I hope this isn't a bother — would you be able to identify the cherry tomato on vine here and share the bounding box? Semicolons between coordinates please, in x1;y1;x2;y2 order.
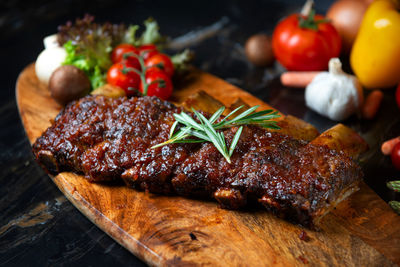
140;68;173;100
111;43;141;70
396;83;400;110
138;44;159;60
107;62;140;96
272;11;341;71
391;142;400;170
145;53;174;77
111;44;138;63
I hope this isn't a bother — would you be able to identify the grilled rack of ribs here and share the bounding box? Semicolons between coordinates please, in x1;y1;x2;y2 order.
32;95;367;228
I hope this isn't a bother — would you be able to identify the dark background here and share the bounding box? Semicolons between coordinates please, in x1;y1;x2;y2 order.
1;0;399;266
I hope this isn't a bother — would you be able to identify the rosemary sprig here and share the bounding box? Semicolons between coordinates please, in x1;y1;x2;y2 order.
387;180;400;192
387;180;400;214
152;105;280;163
389;201;400;215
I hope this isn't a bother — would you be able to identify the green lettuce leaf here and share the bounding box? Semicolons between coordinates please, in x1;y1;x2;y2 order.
63;40;108;89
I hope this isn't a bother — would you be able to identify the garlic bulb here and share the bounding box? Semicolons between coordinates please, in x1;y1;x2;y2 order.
305;58;363;121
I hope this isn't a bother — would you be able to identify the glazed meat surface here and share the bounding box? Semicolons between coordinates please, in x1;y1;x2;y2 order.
32;95;363;227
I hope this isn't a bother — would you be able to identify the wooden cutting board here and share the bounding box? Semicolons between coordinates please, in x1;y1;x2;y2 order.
17;64;400;266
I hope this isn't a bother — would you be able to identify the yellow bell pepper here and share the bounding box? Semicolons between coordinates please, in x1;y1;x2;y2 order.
350;0;400;89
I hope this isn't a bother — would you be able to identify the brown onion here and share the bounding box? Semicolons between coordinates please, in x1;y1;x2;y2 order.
245;34;275;67
327;0;368;54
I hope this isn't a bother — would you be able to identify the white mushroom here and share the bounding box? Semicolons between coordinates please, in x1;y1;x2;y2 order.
35;34;66;85
305;58;363;121
43;34;60;49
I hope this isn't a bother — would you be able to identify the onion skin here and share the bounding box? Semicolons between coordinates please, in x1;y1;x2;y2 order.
245;34;275;67
327;0;368;54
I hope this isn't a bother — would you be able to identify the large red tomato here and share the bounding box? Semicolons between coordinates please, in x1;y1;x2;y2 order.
272;13;341;71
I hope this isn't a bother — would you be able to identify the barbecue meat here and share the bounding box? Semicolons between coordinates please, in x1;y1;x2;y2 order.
32;95;363;227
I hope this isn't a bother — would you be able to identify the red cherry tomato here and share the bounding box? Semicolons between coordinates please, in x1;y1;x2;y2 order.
140;68;173;100
145;53;174;77
396;83;400;110
138;44;159;60
107;62;140;96
111;43;140;70
272;13;341;71
391;142;400;170
111;44;138;63
139;44;157;51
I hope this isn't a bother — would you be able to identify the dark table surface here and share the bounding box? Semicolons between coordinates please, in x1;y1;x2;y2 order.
1;0;399;266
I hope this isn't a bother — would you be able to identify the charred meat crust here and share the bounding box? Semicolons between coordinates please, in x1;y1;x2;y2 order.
32;95;363;227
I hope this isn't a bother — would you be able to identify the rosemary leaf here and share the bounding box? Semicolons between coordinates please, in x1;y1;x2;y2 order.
174;113;202;131
387;180;400;192
169;121;178;138
389;201;400;215
217;105;244;124
229;126;243;157
209;107;225;124
224;105;259;124
190;129;211;141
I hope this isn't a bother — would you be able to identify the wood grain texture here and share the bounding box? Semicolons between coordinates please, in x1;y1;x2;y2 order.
17;64;400;266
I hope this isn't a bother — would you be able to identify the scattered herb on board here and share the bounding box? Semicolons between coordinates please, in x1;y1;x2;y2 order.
152;105;280;163
387;180;400;215
387;180;400;192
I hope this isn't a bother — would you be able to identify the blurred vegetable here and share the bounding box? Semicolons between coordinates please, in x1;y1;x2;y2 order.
145;53;174;77
91;84;126;98
138;18;166;46
350;0;400;89
387;179;400;215
49;65;91;105
111;44;139;64
387;180;400;192
389;201;400;215
139;68;173;100
305;58;363;121
58;15;126;88
108;44;176;100
170;49;194;73
272;1;341;71
327;0;368;54
382;137;400;155
43;34;59;49
58;15;168;90
35;46;67;84
392;142;400;170
362;90;383;119
280;71;321;88
106;62;141;96
244;34;274;67
138;44;159;60
57;14;126;48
